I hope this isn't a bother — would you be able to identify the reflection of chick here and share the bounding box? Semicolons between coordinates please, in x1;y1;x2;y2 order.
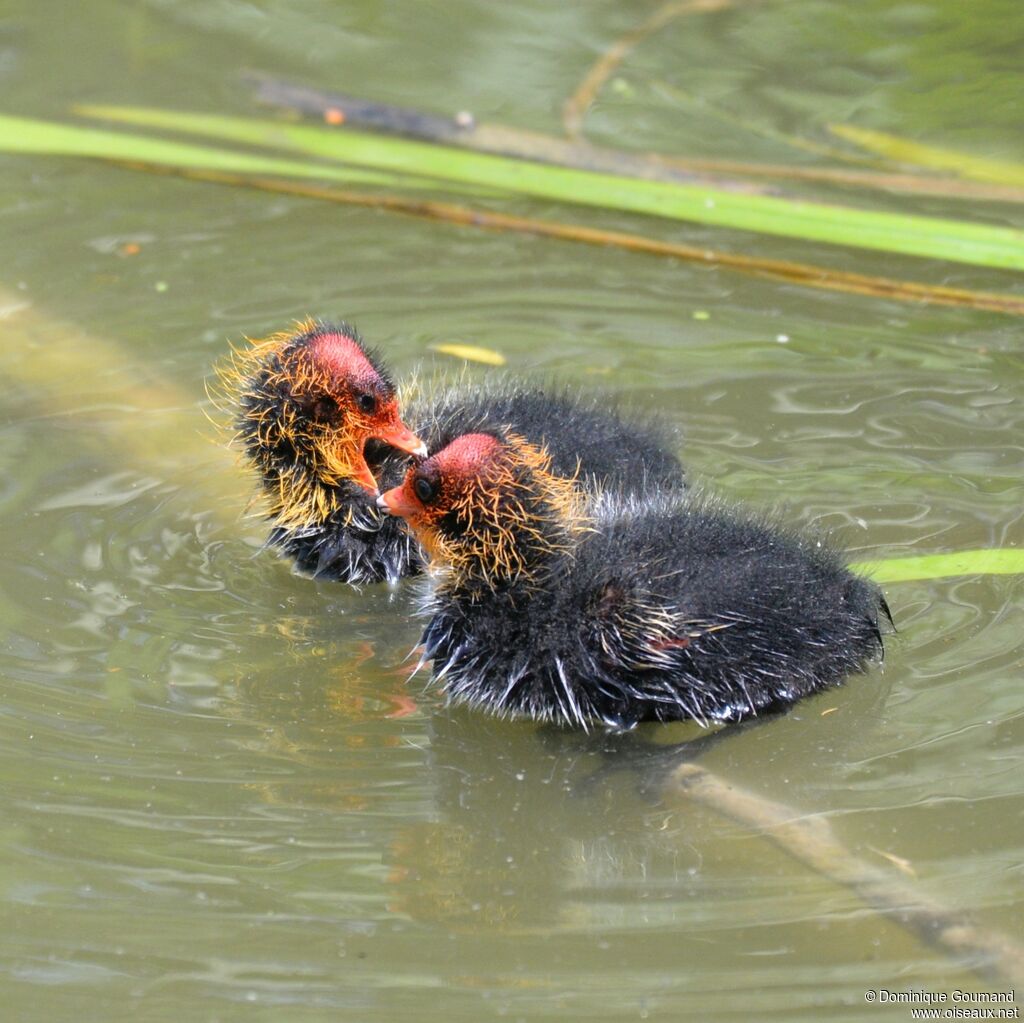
222;321;684;584
379;431;889;730
383;711;732;932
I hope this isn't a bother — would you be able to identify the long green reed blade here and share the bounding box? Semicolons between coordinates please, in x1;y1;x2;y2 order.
831;124;1024;189
0;113;437;189
78;105;1024;271
852;548;1024;584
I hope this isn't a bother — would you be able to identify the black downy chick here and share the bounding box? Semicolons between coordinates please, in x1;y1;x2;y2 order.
378;431;889;730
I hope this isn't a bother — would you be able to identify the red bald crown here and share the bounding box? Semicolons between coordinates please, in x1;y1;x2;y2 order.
304;328;389;395
429;433;505;481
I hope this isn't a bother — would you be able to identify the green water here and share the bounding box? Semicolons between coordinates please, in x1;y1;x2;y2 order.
1;2;1022;1020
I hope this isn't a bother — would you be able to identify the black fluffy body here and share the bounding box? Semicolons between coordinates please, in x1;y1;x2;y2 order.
235;325;684;584
420;485;889;731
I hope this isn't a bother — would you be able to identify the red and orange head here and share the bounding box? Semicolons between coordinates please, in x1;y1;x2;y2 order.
218;320;425;528
378;432;586;588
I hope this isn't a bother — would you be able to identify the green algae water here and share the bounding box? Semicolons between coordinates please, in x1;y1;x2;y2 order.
1;1;1022;1019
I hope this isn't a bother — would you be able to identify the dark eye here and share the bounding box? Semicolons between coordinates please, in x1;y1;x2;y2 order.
357;392;377;415
414;476;439;504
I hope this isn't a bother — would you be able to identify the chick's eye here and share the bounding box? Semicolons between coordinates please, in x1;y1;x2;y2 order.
357;392;377;415
413;476;438;504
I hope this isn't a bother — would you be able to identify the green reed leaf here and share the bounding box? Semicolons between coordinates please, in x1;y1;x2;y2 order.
853;549;1024;584
0;112;436;189
77;105;1024;272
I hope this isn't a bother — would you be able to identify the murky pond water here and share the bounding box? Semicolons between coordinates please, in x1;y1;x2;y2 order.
2;1;1022;1020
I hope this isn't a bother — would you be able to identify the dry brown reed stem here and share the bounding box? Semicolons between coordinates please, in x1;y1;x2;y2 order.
114;162;1024;316
667;762;1024;987
563;0;744;139
656;158;1024;202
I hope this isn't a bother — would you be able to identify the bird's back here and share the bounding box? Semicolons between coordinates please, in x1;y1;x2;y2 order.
409;380;684;493
423;488;886;728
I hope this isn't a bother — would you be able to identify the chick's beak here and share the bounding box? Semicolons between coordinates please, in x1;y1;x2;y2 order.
349;415;425;497
375;415;428;459
376;485;418;519
350;452;380;496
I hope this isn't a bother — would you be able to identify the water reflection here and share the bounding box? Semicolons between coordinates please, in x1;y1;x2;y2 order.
384;714;712;932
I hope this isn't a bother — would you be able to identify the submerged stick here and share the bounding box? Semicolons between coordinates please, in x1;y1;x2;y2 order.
562;0;740;139
666;762;1024;986
0;289;242;508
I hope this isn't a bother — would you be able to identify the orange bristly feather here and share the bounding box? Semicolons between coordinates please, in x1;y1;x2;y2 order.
420;435;591;591
212;320;373;531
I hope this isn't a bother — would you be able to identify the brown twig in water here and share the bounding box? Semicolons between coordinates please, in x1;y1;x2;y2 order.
563;0;740;140
666;763;1024;986
245;73;470;143
111;160;1024;317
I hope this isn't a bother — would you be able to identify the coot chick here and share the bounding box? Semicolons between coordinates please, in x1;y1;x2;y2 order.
378;431;888;730
219;319;429;583
223;322;684;584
